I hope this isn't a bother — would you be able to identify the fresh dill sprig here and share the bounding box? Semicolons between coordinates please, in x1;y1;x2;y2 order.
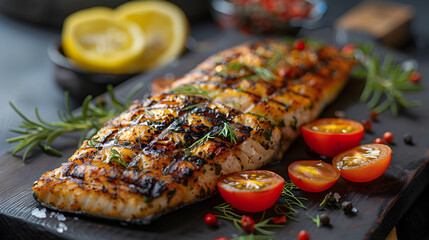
170;85;211;99
7;84;143;161
108;149;127;168
354;43;423;116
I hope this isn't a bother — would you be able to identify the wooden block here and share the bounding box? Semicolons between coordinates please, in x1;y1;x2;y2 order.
335;1;414;47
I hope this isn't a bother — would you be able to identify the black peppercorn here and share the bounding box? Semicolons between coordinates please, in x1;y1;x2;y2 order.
342;201;353;213
403;133;413;145
320;214;330;226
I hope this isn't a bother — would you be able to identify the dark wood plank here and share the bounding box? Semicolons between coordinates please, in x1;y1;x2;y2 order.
1;29;429;240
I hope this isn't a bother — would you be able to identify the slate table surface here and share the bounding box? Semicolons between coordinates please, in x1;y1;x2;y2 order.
1;0;429;239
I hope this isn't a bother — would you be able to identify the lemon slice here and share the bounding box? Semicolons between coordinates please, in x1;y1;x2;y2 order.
116;1;189;71
62;7;145;74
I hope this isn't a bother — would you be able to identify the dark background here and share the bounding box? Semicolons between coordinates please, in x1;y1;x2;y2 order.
0;0;428;238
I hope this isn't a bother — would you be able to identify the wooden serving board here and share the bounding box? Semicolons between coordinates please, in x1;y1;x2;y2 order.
1;31;428;240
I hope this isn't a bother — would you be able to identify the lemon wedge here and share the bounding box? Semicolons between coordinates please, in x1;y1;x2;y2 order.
115;1;189;71
62;7;145;74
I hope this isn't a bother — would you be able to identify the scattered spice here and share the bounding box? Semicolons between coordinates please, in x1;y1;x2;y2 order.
297;230;310;240
334;110;346;118
204;213;218;227
319;214;330;226
341;201;353;214
369;111;378;121
410;71;421;83
374;138;385;144
341;44;356;56
383;132;394;144
403;133;413;145
294;40;306;51
361;120;372;132
272;215;287;224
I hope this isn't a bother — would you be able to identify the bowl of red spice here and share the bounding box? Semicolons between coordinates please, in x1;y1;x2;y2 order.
211;0;327;35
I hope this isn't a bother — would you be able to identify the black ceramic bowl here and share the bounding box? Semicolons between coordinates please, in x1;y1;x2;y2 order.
48;42;138;101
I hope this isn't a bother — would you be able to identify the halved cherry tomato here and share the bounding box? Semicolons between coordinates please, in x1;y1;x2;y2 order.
332;144;392;182
301;118;364;157
217;170;285;212
288;160;340;192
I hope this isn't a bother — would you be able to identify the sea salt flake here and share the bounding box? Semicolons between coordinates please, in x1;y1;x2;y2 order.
31;208;47;219
56;214;66;221
56;222;68;233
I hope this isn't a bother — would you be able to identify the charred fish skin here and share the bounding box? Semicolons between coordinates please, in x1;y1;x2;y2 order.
33;39;355;223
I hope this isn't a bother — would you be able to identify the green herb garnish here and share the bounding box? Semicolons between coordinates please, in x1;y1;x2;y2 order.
170;85;211;99
87;136;100;147
189;122;238;149
7;84;142;161
108;149;127;168
306;213;321;227
354;43;423;116
219;122;238;144
188;132;214;149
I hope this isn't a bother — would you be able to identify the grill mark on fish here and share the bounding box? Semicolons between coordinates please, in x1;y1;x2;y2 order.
33;39;355;223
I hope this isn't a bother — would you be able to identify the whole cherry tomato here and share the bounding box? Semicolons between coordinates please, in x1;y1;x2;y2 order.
332;143;392;182
301;118;364;157
217;170;284;212
288;160;340;192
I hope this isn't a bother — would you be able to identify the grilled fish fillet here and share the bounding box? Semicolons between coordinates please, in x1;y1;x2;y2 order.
33;39;355;223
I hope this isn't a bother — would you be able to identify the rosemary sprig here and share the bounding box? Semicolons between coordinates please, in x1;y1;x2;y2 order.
188;132;214;149
170;85;211;99
219;122;238;144
7;84;143;161
354;43;423;116
108;149;127;168
189;122;238;148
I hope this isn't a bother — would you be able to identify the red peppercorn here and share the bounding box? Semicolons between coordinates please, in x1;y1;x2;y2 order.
204;213;218;227
213;238;229;240
374;138;385;144
241;215;255;232
369;110;378;121
383;131;394;144
294;40;306;51
297;230;310;240
272;215;287;224
279;68;292;78
361;120;372;132
341;44;356;56
410;71;421;83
